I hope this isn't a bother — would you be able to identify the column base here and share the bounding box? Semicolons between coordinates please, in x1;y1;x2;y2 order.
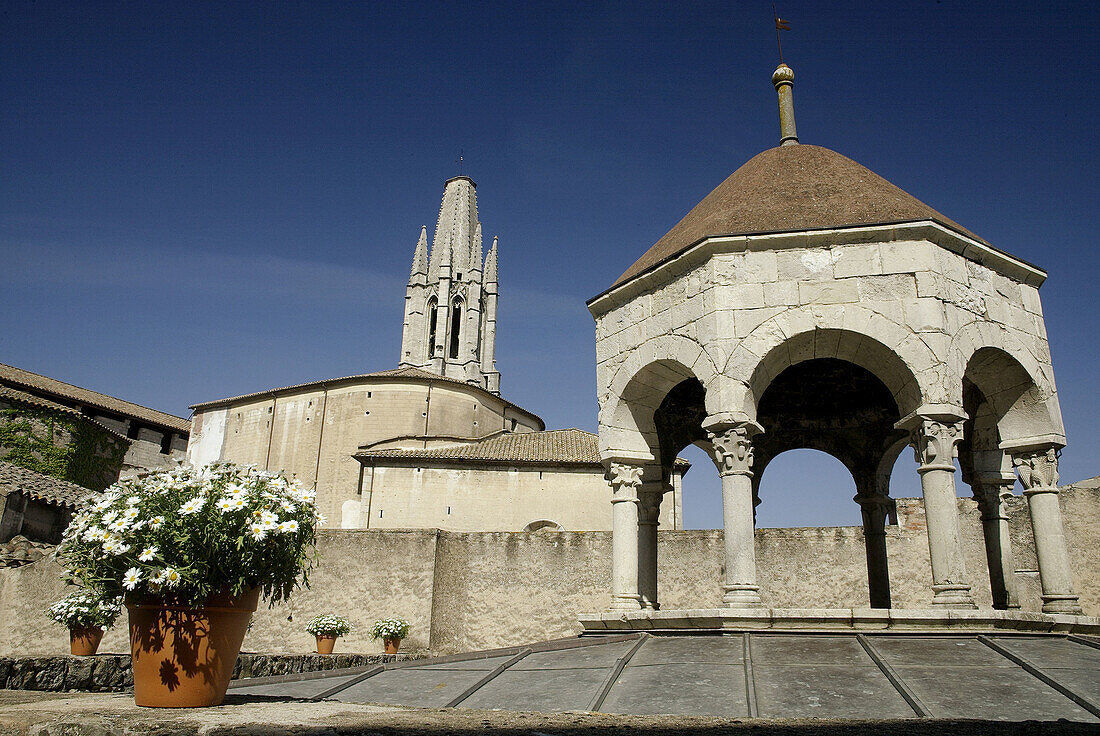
609;595;643;611
931;584;977;609
1042;595;1084;615
722;586;763;608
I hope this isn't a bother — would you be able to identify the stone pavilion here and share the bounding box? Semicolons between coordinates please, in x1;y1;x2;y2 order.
586;63;1083;624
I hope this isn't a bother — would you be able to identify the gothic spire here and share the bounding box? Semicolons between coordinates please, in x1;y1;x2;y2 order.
485;236;499;284
429;176;479;280
409;225;428;281
471;222;484;273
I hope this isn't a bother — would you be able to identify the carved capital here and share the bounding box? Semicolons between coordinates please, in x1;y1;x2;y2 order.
973;480;1013;520
910;419;964;473
606;462;644;504
1012;446;1060;495
638;489;662;526
707;424;759;477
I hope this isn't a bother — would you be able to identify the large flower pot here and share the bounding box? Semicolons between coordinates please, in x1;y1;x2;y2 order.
316;635;337;654
70;626;104;656
383;636;401;654
128;587;259;708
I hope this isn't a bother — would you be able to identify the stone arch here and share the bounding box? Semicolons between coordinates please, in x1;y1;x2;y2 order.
523;519;564;533
725;305;938;418
951;320;1063;444
599;335;720;461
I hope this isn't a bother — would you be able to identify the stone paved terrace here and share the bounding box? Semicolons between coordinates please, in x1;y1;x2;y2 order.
225;632;1100;722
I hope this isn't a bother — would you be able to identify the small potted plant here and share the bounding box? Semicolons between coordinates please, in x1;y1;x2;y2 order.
56;463;322;707
305;614;352;654
47;590;122;656
369;617;410;654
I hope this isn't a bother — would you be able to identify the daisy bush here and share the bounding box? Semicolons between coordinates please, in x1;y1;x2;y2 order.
368;618;410;640
47;590;123;631
56;463;323;606
304;614;352;637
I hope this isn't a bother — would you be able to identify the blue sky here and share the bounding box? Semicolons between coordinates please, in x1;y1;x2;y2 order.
3;2;1097;529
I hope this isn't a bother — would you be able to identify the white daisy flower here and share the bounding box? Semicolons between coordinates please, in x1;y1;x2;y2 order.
163;568;182;587
138;546;158;562
123;507;140;521
127;496;141;505
150;515;165;530
83;527;105;542
314;512;327;527
179;497;205;515
123;567;143;590
248;523;267;541
278;520;299;534
101;510;119;524
215;497;234;513
107;518;130;533
229;497;246;511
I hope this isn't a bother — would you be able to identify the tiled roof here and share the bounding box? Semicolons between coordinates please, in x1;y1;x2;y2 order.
611;144;995;289
0;363;190;434
0;387;131;443
0;461;90;508
356;428;691;470
189;366;544;428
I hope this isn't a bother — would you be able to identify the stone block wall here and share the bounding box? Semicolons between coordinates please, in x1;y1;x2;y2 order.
0;481;1095;658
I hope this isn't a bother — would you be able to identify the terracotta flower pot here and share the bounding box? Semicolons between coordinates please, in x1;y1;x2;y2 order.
316;635;337;654
383;636;401;654
70;626;104;656
128;587;259;708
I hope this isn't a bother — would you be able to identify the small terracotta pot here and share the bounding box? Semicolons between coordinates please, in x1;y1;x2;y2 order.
70;626;104;656
128;587;259;708
316;635;337;654
383;636;401;654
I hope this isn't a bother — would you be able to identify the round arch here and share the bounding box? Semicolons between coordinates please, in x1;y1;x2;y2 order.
725;304;942;418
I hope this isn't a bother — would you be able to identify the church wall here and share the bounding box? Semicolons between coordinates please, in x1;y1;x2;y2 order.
1;481;1096;657
354;463;681;532
189;378;544;525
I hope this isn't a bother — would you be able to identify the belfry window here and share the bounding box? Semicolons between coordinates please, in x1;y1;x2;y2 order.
449;302;462;359
427;298;438;355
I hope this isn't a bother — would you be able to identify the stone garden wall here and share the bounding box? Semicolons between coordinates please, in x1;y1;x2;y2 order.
0;481;1096;658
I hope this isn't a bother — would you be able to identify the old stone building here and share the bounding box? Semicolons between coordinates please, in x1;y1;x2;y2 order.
353;428;684;531
0;362;189;478
187;177;677;530
587;63;1083;623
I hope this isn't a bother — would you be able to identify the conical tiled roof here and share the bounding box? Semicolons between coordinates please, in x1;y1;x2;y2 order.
612;144;988;288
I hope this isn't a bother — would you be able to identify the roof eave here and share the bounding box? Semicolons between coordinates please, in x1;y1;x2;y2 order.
588;220;1047;316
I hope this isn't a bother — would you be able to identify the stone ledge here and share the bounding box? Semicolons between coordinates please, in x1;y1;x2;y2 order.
578;608;1100;634
0;651;427;692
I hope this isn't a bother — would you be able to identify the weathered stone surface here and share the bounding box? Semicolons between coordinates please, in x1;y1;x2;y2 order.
0;652;422;692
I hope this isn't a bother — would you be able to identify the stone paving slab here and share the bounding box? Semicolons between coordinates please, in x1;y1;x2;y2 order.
753;664;915;720
628;633;744;665
601;662;748;716
336;667;488;708
750;635;873;665
892;664;1097;721
460;666;610;711
993;636;1100;670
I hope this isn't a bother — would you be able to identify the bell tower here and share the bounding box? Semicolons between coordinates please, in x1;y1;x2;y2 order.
399;176;500;395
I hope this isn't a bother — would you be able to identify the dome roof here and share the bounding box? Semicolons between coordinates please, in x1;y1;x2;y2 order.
612;144;988;288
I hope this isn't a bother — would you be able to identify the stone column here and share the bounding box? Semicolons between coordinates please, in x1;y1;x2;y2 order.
638;485;663;610
606;461;644;611
854;476;892;609
907;416;976;608
972;472;1021;610
706;419;764;608
1010;446;1082;614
